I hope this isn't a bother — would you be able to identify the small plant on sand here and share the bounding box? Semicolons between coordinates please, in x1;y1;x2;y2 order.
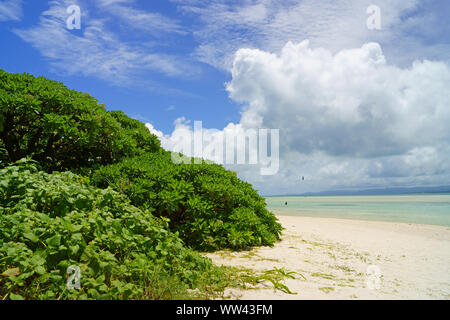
318;286;335;294
235;267;305;295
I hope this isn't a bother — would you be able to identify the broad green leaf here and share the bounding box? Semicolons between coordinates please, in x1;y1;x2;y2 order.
1;268;20;277
10;293;24;300
46;235;61;248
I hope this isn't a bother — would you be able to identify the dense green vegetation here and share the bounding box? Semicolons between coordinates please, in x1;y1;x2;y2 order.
91;153;282;251
0;70;160;171
0;69;283;299
0;161;234;299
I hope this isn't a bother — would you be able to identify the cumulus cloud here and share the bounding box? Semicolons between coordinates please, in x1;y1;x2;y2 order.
148;117;280;175
150;41;450;194
228;40;450;158
145;123;163;138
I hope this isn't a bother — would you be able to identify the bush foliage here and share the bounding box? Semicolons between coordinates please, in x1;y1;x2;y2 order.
91;153;282;250
0;161;230;300
0;70;160;171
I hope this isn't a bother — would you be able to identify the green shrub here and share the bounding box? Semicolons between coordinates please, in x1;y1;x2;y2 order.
0;69;160;171
90;153;283;251
0;69;282;252
0;161;228;300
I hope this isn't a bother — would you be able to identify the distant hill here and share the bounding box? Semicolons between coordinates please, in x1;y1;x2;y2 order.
270;185;450;197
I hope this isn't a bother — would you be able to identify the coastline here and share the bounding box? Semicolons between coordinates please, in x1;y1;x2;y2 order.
265;194;450;227
206;214;450;300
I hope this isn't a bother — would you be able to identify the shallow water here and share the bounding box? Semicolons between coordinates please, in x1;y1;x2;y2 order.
266;194;450;227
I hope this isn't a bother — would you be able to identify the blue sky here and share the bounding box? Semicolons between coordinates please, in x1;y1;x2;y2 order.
1;0;450;194
0;0;242;133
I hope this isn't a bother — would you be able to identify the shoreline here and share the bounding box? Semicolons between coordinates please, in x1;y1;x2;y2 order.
274;211;450;232
265;194;450;228
268;210;450;228
206;215;450;300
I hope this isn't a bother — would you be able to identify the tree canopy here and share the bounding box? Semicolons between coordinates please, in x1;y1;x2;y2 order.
0;69;160;171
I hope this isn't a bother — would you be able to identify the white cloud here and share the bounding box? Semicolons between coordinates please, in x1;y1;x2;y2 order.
150;40;450;194
174;0;449;70
97;0;133;5
147;117;280;175
97;0;186;35
13;0;198;87
145;123;163;138
228;41;450;157
231;40;450;192
0;0;22;21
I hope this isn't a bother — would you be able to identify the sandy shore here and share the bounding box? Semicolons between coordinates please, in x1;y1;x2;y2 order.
206;214;450;299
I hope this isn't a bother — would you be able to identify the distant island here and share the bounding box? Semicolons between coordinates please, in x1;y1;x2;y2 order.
267;185;450;197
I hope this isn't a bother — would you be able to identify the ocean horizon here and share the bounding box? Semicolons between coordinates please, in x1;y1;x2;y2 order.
266;194;450;227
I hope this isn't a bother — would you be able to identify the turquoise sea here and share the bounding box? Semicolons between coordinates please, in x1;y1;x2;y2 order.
266;194;450;227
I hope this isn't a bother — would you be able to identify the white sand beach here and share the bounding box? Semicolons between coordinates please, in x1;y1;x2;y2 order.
206;214;450;300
